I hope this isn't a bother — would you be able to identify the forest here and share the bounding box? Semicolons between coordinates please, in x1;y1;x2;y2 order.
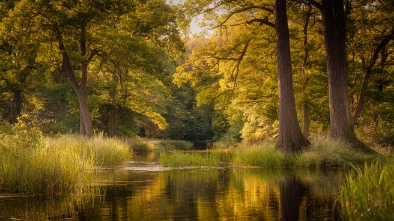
0;0;393;153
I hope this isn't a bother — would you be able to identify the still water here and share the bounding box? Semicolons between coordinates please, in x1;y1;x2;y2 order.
0;152;341;220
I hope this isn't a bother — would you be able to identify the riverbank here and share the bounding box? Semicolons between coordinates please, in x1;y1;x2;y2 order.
158;137;383;169
157;137;393;220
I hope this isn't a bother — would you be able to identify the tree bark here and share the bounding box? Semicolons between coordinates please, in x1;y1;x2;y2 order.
320;0;374;153
11;90;22;124
302;4;312;138
108;89;117;137
275;0;310;153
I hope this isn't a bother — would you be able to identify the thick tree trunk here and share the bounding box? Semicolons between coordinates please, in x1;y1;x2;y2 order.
320;0;374;153
275;0;310;153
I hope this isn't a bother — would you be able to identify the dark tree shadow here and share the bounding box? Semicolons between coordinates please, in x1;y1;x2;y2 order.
279;176;308;221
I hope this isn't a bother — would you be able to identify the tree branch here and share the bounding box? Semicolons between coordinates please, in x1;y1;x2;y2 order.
213;5;274;29
305;0;321;10
351;27;394;127
246;17;275;29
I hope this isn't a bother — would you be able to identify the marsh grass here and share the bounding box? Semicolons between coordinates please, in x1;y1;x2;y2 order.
231;142;285;167
0;124;131;196
160;136;379;168
340;160;394;220
159;150;225;167
0;140;95;196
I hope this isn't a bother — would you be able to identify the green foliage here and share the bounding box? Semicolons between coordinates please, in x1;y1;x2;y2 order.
155;140;194;150
0;120;44;151
340;160;394;221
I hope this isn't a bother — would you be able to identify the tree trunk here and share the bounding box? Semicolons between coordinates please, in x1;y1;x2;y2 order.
108;89;117;137
11;90;22;124
351;29;394;130
56;26;94;137
320;0;374;153
77;88;93;137
302;4;312;138
275;0;310;153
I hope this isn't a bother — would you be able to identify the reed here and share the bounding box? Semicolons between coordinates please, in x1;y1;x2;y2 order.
340;160;394;220
231;137;378;169
159;150;223;167
0;124;132;196
0;140;95;196
231;143;285;167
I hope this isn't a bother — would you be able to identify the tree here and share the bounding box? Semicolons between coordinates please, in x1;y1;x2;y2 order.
0;1;41;124
275;0;309;152
306;0;375;153
5;0;183;137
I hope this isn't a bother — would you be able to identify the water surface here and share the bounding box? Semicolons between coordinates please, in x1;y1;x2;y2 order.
0;153;341;220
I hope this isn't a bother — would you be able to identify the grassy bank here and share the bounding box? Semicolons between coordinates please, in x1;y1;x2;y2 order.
159;150;227;167
0;123;132;196
340;160;394;220
159;137;380;169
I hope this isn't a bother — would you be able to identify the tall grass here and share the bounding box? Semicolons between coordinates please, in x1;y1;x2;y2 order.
231;142;285;167
0;123;132;196
47;134;131;166
159;151;225;167
340;160;394;220
231;137;378;169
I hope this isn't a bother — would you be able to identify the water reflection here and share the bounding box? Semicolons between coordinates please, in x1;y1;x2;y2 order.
0;158;340;220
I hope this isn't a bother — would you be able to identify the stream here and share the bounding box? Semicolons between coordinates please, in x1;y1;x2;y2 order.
0;152;342;220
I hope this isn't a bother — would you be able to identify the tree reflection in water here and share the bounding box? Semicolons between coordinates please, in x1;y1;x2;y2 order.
0;164;339;220
280;175;308;221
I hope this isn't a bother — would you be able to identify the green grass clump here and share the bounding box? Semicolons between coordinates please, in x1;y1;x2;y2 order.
124;137;155;154
231;143;285;167
159;151;223;167
46;134;131;166
230;136;377;169
340;160;394;220
0;144;95;196
0;123;132;196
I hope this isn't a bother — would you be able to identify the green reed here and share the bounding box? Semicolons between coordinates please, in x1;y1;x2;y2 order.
159;150;224;167
340;160;394;221
0;123;131;196
231;137;377;169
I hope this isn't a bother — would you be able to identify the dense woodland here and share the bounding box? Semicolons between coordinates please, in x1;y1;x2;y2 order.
0;0;393;152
